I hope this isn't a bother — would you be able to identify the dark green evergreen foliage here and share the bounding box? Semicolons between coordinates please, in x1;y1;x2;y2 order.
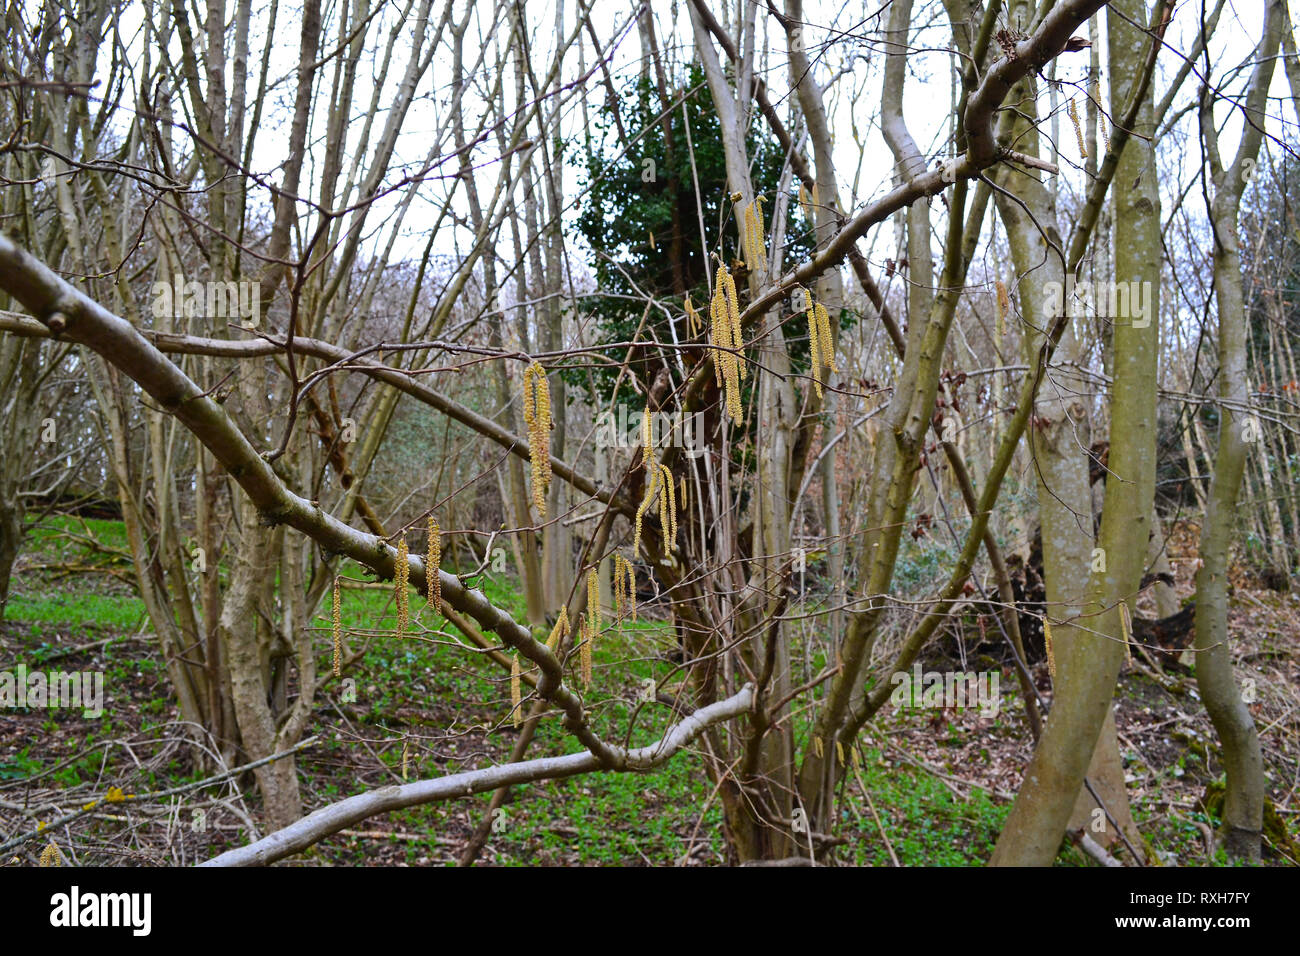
572;66;814;403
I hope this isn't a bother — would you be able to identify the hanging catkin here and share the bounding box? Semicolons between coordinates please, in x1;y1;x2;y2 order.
522;362;552;517
710;265;745;424
634;465;660;556
510;653;522;727
801;288;837;399
709;287;726;387
426;516;441;611
684;296;702;337
611;555;636;626
995;279;1009;335
394;536;409;637
613;557;626;622
1119;601;1133;666
642;405;653;468
546;605;570;654
1067;98;1087;159
621;556;636;623
586;567;600;642
332;576;342;677
815;302;837;374
1044;617;1057;680
743;196;767;272
579;616;593;687
658;462;677;549
1091;76;1111;154
808;294;823;399
580;569;599;686
711;266;746;415
723;267;745;381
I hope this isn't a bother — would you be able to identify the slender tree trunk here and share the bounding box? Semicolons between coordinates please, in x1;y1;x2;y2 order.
1192;0;1282;860
993;0;1164;865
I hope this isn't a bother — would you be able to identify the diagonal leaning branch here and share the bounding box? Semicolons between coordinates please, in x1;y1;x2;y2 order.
0;234;623;764
199;684;753;865
735;0;1110;326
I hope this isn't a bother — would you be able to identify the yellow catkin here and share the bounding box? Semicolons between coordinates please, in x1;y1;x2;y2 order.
522;363;552;517
613;558;626;622
395;536;409;637
721;267;745;381
426;516;441;612
618;554;639;629
814;736;824;758
1067;98;1087;159
580;572;598;686
679;474;687;518
587;567;600;642
717;277;744;422
1044;618;1057;680
808;296;823;399
1119;601;1133;665
580;616;593;687
659;463;677;548
510;653;522;727
995;279;1009;335
1091;77;1111;154
710;265;745;421
815;302;836;374
546;605;570;653
836;739;846;766
332;576;342;677
657;471;670;546
402;738;410;780
851;745;861;769
725;361;743;423
798;183;812;221
743;201;757;269
709;288;725;387
642;405;653;469
39;842;60;867
684;296;701;337
624;558;636;623
634;465;660;556
743;196;766;272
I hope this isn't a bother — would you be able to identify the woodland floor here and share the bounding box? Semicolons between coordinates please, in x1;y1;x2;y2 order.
0;516;1296;866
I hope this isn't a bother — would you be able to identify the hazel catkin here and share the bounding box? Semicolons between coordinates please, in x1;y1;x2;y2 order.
332;575;342;677
394;536;410;637
426;516;441;612
522;362;553;517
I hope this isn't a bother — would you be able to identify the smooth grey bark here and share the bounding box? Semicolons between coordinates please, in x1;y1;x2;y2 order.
1193;0;1283;861
992;0;1168;866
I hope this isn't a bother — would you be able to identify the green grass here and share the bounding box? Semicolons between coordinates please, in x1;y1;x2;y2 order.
5;516;1030;865
5;591;145;633
835;748;1009;865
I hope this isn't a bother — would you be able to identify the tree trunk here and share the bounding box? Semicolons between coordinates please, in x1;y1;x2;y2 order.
1192;0;1282;860
992;0;1164;865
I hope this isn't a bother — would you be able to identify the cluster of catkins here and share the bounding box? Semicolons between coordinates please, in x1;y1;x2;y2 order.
710;264;746;425
793;284;838;398
634;411;679;558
